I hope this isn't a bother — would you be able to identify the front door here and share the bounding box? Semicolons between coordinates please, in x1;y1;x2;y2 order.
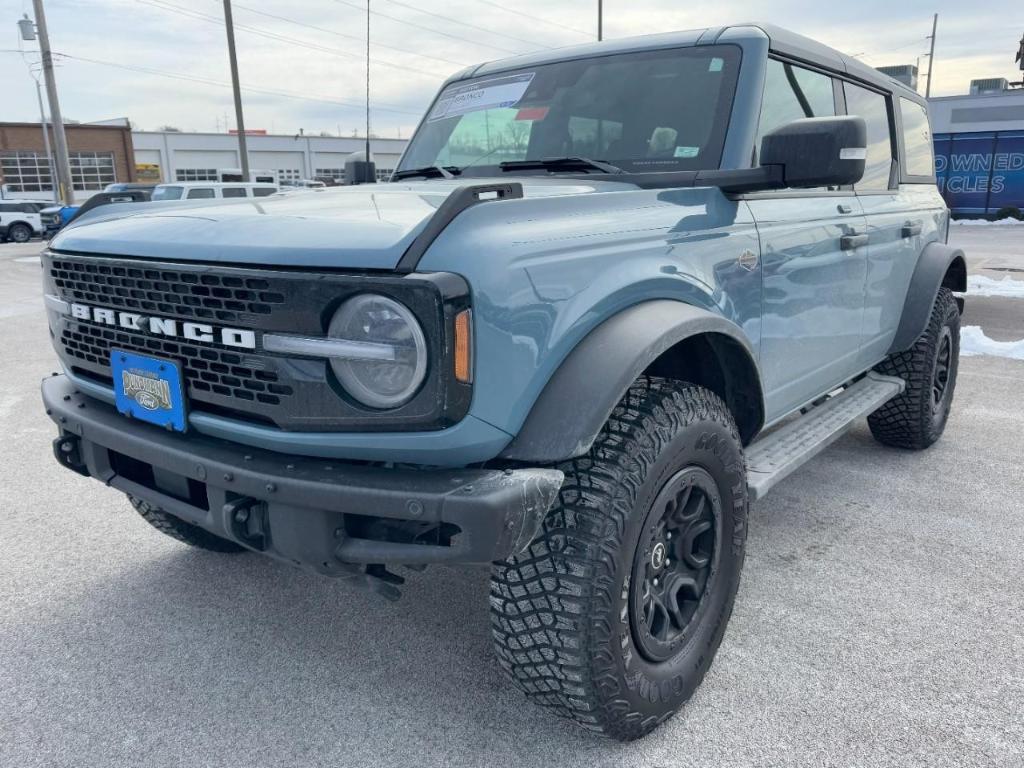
750;196;868;419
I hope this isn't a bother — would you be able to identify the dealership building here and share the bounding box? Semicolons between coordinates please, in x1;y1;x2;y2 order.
0;119;409;203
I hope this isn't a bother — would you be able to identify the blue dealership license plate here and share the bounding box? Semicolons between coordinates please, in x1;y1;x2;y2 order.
110;349;187;432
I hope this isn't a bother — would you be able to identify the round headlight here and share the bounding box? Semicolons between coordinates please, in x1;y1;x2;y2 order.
329;294;428;409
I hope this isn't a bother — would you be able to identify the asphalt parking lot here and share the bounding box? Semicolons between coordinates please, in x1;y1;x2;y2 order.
1;228;1022;767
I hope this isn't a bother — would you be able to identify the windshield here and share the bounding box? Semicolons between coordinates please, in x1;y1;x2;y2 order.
151;186;184;201
398;45;741;178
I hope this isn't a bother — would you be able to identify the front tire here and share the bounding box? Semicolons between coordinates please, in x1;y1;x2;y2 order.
7;223;32;243
129;496;246;553
490;377;748;741
868;287;960;450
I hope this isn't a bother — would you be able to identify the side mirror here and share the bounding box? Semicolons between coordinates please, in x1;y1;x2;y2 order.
760;116;867;188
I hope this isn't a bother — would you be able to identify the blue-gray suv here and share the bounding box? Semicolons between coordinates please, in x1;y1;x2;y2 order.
40;23;965;740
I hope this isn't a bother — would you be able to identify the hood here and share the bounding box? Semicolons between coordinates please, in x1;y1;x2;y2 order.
51;178;632;270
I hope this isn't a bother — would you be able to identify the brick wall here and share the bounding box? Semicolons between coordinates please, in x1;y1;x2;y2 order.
0;122;136;187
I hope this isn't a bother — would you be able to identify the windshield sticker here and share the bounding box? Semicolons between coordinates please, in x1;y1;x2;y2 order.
515;106;549;122
674;146;700;158
428;73;536;122
708;57;724;72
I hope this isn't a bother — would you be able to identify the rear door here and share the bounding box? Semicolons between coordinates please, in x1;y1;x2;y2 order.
842;83;940;368
745;59;869;421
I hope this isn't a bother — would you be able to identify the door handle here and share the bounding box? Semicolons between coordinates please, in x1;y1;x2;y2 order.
901;222;922;238
837;204;854;214
840;233;869;250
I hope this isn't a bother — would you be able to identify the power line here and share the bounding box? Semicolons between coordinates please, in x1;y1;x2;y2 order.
223;0;471;69
137;0;448;80
476;0;593;38
46;50;425;115
380;0;544;50
329;0;523;56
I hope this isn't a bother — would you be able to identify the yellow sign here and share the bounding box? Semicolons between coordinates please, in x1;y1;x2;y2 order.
135;163;161;182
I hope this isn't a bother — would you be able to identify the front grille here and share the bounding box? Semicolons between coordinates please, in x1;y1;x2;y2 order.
62;321;293;407
45;252;471;433
50;258;286;324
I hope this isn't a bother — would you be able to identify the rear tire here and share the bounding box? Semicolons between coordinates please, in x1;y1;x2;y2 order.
490;377;748;741
868;287;960;450
8;223;32;243
129;495;246;553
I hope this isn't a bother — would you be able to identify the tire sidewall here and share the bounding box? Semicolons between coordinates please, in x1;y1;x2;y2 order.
927;295;960;438
9;224;31;243
607;410;747;715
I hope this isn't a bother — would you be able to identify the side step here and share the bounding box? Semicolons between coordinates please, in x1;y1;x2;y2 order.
745;372;905;501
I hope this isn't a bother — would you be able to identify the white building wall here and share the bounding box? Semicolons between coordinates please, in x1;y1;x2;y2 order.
929;89;1024;134
131;131;409;183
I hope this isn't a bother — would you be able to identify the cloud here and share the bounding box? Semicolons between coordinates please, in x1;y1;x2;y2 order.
3;0;1020;137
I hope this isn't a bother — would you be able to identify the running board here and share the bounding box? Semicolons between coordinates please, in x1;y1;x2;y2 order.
745;372;905;501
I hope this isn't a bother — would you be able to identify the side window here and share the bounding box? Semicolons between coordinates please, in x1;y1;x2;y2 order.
186;188;215;199
222;187;247;198
0;203;12;213
899;98;935;178
755;59;835;158
842;83;894;191
252;187;276;197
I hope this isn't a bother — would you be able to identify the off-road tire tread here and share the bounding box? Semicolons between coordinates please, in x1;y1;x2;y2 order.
129;496;246;552
868;288;959;449
489;377;744;741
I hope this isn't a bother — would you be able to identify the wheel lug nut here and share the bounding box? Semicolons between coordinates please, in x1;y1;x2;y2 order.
653;578;659;586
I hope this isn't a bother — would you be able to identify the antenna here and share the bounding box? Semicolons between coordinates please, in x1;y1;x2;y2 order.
365;0;371;164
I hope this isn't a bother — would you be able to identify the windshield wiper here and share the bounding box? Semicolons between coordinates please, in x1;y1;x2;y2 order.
499;157;624;175
391;165;461;181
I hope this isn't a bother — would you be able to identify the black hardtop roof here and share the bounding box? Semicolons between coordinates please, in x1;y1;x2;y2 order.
452;22;926;107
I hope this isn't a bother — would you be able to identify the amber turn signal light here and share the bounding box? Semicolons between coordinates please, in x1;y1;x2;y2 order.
454;309;472;384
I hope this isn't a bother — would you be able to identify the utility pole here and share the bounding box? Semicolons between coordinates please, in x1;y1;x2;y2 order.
924;13;938;98
30;0;74;205
598;0;603;41
222;0;250;180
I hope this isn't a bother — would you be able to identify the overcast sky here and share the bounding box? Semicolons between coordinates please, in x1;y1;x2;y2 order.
2;0;1021;137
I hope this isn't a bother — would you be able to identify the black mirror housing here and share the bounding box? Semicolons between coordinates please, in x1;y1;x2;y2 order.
760;116;867;188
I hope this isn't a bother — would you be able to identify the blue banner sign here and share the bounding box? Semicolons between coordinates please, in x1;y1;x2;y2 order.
935;131;1024;215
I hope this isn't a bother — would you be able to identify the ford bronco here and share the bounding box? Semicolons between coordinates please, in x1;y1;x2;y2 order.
40;23;965;740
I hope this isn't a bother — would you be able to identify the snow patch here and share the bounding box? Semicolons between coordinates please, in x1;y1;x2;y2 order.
967;275;1024;298
952;217;1024;227
960;326;1024;360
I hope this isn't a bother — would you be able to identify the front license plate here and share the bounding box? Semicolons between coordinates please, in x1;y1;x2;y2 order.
111;349;187;432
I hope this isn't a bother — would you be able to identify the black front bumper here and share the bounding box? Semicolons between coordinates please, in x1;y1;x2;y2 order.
42;375;562;595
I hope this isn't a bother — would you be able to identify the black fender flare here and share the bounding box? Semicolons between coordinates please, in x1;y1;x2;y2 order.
888;242;967;354
500;300;765;463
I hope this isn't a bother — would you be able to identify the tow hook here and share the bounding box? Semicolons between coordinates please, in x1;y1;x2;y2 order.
52;434;88;476
224;496;268;550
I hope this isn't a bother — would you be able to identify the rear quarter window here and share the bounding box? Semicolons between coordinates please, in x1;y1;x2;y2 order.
900;98;935;178
222;187;248;198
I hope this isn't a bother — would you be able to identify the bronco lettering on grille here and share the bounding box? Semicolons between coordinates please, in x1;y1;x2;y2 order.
69;302;257;350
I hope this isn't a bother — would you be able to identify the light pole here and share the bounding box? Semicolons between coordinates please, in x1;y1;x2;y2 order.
32;76;57;202
24;1;74;205
17;21;58;203
222;0;250;181
924;13;938;98
598;0;603;41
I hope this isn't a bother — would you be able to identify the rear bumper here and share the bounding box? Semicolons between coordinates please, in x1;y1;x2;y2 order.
42;375;562;592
